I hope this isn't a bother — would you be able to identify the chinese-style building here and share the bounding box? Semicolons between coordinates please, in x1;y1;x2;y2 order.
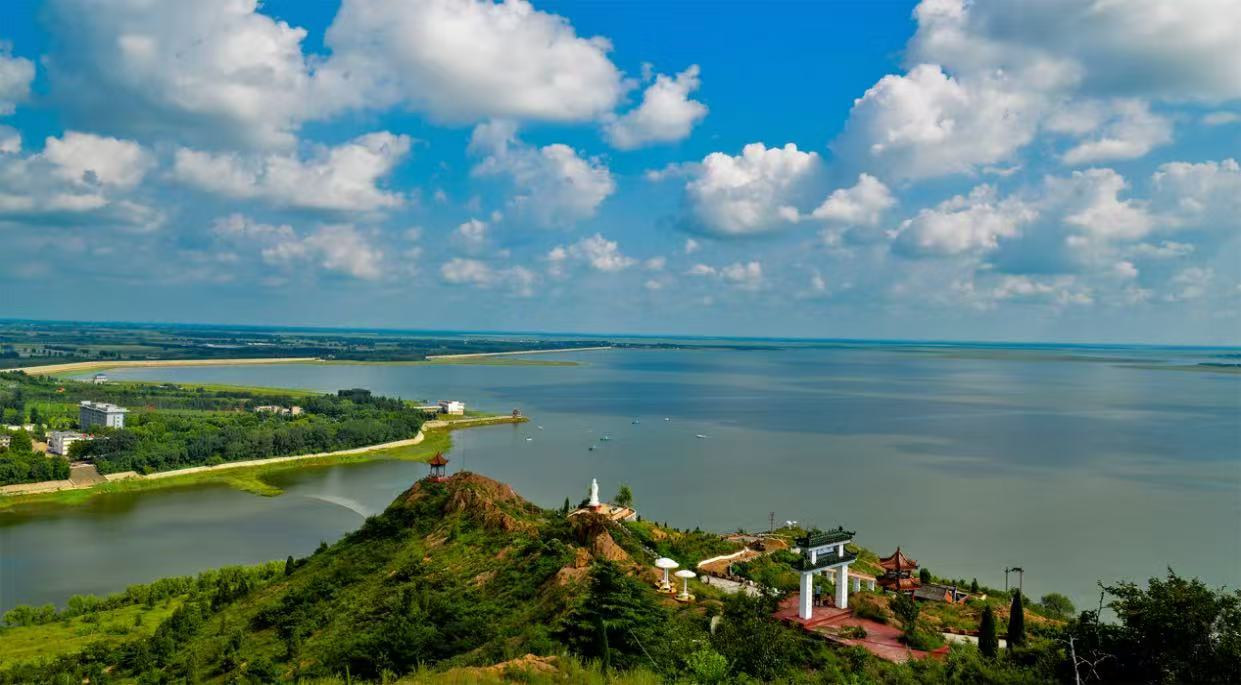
427;452;449;482
877;547;920;594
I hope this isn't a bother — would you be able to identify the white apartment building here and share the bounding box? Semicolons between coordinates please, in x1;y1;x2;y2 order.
48;430;89;456
79;401;128;429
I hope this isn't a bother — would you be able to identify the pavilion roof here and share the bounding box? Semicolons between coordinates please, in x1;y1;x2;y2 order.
428;452;449;466
879;547;918;571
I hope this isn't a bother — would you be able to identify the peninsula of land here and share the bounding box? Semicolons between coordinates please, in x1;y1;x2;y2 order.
0;370;524;510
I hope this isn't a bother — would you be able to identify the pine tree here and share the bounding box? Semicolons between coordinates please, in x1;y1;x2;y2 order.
979;604;998;657
919;567;932;584
970;578;980;593
597;615;611;673
1007;591;1026;647
284;555;295;576
562;497;571;515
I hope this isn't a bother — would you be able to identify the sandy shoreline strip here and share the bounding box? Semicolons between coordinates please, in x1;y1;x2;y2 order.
17;357;321;376
425;346;612;360
15;348;610;375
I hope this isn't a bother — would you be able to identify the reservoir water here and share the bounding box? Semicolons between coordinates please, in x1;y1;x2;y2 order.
2;344;1238;612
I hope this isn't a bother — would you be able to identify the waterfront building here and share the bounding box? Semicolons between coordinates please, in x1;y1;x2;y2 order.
794;527;857;619
79;400;127;429
428;452;449;481
48;430;89;456
877;547;921;595
438;400;466;415
91;373;108;384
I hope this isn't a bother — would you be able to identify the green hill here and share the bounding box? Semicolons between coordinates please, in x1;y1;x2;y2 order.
4;472;1237;684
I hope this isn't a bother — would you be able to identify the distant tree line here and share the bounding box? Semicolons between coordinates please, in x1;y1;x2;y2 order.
76;389;425;475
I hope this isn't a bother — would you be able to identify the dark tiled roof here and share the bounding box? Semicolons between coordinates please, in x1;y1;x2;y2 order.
797;527;855;549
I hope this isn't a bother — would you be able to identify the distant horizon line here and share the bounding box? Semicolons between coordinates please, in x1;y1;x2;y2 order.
1;316;1237;350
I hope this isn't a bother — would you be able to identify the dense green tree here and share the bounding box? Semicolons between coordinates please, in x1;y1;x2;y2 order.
561;561;665;670
1039;592;1075;620
614;483;633;508
685;648;730;684
284;556;295;577
970;578;980;593
4;430;31;453
979;604;999;658
1066;570;1241;684
891;593;921;638
711;592;803;682
919;567;932;584
1007;591;1026;647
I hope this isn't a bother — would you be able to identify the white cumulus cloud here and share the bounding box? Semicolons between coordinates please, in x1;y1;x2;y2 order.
322;0;627;124
894;185;1037;257
682;142;821;236
810;173;896;226
441;257;538;297
547;233;636;273
173;132;410;211
213;214;385;280
604;65;707;149
469;121;614;227
0;45;35;115
45;0;327;149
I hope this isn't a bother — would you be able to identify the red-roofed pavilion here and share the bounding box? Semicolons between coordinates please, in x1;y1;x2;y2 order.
428;452;449;481
877;547;920;594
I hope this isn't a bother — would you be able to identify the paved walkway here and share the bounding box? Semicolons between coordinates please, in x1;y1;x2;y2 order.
773;594;950;663
701;575;762;597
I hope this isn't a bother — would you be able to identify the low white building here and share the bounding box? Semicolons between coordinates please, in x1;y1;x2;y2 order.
254;405;303;416
79;401;128;429
438;400;466;415
0;435;10;450
48;430;90;456
91;373;109;384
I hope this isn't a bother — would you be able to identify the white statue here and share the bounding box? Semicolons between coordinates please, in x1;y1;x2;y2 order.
589;478;600;507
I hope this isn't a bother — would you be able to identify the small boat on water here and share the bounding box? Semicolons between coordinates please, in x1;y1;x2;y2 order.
525;437;533;441
632;419;640;425
600;435;611;441
588;445;596;451
537;425;544;430
696;434;708;439
664;417;670;421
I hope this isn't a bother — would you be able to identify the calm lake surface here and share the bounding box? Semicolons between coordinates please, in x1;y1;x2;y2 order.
2;344;1239;612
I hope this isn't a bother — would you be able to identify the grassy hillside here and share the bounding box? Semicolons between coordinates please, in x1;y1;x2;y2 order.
4;473;1236;684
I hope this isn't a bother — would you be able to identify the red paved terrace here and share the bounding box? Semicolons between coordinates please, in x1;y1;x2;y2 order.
774;594;949;663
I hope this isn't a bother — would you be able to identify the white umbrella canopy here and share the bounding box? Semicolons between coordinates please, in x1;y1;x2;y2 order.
675;569;697;600
655;557;679;590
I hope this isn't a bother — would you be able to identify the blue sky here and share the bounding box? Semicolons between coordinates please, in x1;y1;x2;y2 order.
0;0;1238;344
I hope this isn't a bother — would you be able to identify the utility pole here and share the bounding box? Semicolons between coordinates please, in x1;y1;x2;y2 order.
769;511;775;535
1003;567;1011;593
1012;567;1025;593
